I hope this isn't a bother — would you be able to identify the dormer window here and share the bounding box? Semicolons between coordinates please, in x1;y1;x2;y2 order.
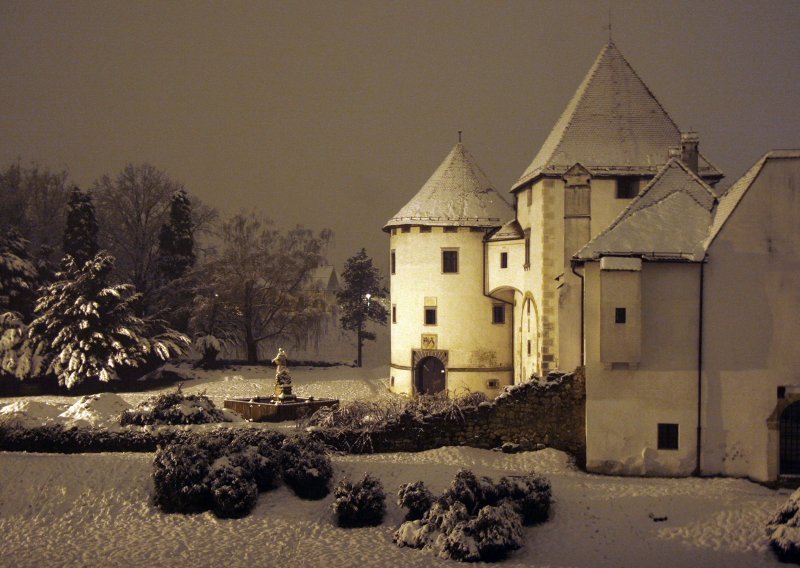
616;178;638;199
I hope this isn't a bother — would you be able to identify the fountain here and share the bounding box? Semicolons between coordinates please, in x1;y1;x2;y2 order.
223;348;339;422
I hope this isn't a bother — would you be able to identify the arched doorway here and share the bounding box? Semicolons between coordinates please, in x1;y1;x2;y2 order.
781;402;800;474
416;356;446;395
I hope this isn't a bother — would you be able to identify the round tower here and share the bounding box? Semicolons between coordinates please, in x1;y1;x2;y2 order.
384;143;514;397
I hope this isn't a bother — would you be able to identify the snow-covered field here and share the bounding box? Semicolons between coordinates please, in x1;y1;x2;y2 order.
0;364;789;567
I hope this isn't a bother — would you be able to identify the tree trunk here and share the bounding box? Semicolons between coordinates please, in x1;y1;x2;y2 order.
245;326;258;364
356;324;363;367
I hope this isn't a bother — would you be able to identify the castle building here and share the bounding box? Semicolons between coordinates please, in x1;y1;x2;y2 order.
386;40;800;483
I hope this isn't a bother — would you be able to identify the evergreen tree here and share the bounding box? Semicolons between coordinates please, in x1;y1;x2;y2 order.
158;188;195;281
0;228;38;320
337;249;388;367
62;186;99;266
22;252;189;389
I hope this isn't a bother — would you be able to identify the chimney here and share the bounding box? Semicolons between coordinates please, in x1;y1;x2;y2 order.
681;131;699;174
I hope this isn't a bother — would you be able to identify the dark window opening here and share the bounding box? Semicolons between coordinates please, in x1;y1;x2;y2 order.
492;305;505;324
442;250;458;273
616;177;639;199
527;187;533;206
390;251;396;275
424;307;437;326
500;252;508;269
401;226;411;233
527;340;531;356
524;229;531;268
470;227;484;233
657;423;679;450
487;379;500;389
419;226;432;233
392;305;397;324
615;307;627;324
443;226;458;233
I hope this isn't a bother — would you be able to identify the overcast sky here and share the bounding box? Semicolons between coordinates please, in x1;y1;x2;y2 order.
2;0;798;272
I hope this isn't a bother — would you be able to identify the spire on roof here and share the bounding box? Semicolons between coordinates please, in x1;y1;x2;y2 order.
384;143;512;231
512;42;723;191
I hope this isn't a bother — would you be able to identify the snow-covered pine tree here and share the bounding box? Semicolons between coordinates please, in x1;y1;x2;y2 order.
62;186;99;266
158;188;195;282
23;252;190;389
0;228;39;320
337;249;388;367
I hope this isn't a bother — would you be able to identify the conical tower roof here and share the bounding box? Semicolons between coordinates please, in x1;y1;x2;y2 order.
384;143;512;231
513;42;722;190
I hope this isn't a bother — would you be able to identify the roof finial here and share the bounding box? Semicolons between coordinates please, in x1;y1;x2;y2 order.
458;130;462;144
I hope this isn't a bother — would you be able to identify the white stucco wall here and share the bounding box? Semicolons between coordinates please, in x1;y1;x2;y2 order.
702;157;800;482
584;261;701;476
388;226;513;397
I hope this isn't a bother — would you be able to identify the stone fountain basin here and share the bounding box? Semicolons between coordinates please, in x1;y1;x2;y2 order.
224;396;338;422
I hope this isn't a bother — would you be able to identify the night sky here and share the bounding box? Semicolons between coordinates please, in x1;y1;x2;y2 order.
2;0;798;272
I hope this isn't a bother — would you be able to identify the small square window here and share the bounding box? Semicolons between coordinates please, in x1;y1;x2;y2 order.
500;252;508;269
616;178;638;199
420;226;432;233
615;307;627;324
392;305;397;324
424;307;437;326
390;250;396;275
442;250;458;273
487;379;500;389
492;305;505;324
401;226;411;233
443;226;458;233
657;423;679;450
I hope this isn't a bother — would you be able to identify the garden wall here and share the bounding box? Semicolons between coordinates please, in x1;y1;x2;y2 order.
313;370;586;466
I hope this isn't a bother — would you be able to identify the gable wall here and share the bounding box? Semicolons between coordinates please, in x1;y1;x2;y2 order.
702;158;800;482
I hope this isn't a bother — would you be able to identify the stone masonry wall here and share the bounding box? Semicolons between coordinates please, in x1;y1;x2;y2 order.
313;369;586;466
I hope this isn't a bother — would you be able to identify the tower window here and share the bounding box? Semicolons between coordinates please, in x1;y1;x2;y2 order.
391;250;396;275
657;423;679;450
420;226;432;233
424;307;437;326
443;226;458;233
527;340;531;355
524;229;531;269
615;307;627;324
616;178;638;199
500;252;508;269
442;249;459;273
401;226;411;233
392;304;397;324
492;304;505;324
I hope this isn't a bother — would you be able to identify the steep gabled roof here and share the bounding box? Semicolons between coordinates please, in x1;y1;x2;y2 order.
576;159;717;261
704;150;800;249
384;143;513;231
487;219;524;242
513;42;722;190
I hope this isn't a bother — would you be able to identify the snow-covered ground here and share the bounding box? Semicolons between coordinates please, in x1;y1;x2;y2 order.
0;364;789;567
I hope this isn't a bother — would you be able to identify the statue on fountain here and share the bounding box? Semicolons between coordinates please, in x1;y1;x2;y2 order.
271;347;295;400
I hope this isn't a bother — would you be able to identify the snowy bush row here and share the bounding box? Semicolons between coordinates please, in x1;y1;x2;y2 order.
767;487;800;563
153;433;333;519
120;390;231;426
394;469;552;562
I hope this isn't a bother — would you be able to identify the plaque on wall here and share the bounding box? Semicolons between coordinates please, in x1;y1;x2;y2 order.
421;334;438;349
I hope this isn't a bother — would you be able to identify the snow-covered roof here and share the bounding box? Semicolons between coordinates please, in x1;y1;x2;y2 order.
384;143;513;231
704;150;800;249
575;159;717;261
487;219;525;242
308;265;340;292
512;42;722;191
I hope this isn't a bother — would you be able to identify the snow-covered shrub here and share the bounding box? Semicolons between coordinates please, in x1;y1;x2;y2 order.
767;487;800;563
208;461;259;519
394;469;550;562
331;473;386;528
443;469;499;515
397;480;435;521
152;442;212;514
496;473;552;525
193;334;221;369
280;436;333;500
120;390;229;426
